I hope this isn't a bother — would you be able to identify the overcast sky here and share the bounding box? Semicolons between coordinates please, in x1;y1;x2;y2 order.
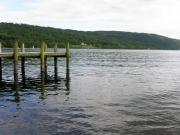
0;0;180;39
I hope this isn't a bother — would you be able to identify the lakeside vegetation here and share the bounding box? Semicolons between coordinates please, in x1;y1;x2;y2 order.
70;44;96;49
0;22;180;49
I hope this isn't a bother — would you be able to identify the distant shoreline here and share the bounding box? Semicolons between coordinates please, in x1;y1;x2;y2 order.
1;23;180;50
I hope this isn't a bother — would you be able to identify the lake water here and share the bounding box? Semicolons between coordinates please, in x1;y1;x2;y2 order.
1;49;180;135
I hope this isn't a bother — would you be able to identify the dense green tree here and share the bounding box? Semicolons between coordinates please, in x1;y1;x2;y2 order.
0;22;180;49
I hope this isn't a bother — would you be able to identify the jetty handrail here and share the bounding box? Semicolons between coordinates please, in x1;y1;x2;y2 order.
0;47;66;52
0;42;70;54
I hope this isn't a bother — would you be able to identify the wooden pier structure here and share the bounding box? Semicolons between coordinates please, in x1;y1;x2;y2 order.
0;41;70;83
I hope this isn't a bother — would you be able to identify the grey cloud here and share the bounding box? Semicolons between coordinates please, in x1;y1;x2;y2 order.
0;0;180;38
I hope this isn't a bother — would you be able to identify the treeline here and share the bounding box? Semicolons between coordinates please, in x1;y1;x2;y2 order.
0;22;180;49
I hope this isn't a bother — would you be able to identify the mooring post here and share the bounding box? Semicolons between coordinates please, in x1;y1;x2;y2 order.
66;42;70;58
40;43;45;98
66;43;70;80
0;42;2;82
14;42;20;102
54;44;58;80
40;42;45;80
14;41;19;83
21;43;25;82
44;43;48;80
0;42;2;53
21;43;25;53
0;57;2;83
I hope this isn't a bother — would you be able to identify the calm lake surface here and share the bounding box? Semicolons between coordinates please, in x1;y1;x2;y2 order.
1;49;180;135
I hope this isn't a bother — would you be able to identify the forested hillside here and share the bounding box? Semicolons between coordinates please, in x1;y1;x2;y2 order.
0;22;180;49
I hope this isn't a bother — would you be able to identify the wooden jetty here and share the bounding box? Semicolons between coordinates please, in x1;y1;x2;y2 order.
0;41;70;82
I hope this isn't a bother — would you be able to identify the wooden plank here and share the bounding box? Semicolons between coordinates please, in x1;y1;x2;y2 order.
0;53;13;58
45;52;66;57
20;52;40;58
0;52;66;58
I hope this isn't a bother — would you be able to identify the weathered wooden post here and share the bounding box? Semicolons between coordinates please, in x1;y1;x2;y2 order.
66;43;70;80
66;43;70;59
44;43;48;80
21;43;25;53
14;41;19;83
54;44;58;80
0;57;2;83
40;42;45;81
21;43;25;82
14;42;20;101
40;43;46;98
0;42;2;82
0;42;2;53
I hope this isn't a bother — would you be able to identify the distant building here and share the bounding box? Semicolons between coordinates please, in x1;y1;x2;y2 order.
81;42;87;46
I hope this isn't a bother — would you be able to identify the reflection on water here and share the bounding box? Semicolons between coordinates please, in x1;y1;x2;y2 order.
1;49;180;135
0;75;70;103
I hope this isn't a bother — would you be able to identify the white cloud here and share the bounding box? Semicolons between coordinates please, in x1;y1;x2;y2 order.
0;0;180;38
